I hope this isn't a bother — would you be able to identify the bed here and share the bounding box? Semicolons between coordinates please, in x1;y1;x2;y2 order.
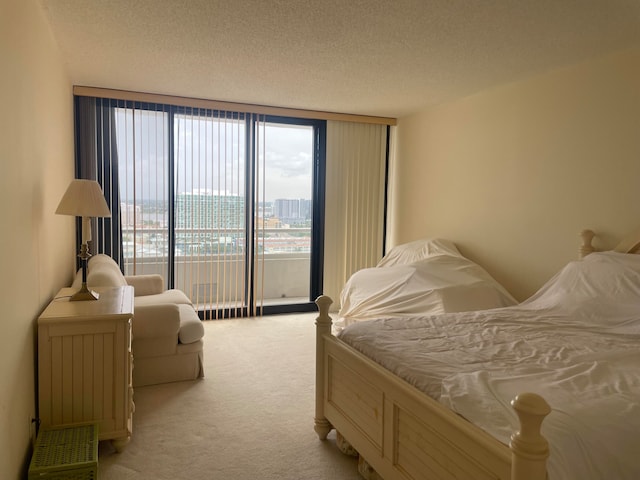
313;230;640;480
337;238;517;331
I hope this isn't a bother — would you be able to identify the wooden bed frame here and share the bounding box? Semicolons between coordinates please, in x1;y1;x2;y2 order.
314;295;550;480
312;229;636;480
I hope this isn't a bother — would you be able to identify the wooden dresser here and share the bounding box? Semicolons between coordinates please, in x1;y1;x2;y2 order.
37;286;135;451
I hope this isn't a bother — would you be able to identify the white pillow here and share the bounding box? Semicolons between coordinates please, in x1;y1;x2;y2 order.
376;238;461;268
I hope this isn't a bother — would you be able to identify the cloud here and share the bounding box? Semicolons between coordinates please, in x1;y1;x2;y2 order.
116;110;315;201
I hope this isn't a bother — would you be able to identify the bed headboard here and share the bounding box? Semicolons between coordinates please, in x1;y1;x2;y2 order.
579;228;640;258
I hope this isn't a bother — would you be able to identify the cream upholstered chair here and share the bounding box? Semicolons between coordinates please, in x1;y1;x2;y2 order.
74;254;205;387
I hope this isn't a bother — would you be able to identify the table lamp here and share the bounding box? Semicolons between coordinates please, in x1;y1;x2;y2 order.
56;179;111;300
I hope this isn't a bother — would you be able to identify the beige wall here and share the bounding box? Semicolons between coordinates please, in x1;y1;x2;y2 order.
0;0;74;477
390;47;640;301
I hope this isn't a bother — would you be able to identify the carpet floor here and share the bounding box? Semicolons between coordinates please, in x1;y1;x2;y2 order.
98;312;361;480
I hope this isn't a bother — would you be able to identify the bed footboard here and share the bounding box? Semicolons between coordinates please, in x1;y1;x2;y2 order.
314;295;551;480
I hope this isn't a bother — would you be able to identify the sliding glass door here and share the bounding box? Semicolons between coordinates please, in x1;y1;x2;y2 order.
253;118;323;313
105;99;325;318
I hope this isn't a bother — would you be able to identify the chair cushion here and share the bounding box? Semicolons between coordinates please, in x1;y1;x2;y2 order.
132;304;181;338
178;304;204;344
134;289;192;307
125;274;165;296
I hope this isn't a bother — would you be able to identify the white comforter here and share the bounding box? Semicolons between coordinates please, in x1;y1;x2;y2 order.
338;252;640;480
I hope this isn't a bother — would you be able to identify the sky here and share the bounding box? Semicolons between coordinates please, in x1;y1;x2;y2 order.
115;108;314;204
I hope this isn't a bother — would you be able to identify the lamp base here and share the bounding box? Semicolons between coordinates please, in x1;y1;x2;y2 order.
70;283;100;301
71;242;99;301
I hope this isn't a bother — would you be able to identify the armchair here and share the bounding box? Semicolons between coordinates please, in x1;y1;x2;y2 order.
73;254;205;387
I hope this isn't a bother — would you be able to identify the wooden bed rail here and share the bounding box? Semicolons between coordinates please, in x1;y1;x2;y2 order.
314;295;551;480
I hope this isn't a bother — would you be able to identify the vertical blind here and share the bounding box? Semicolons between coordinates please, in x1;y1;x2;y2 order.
76;95;388;317
77;98;252;318
172;109;253;319
323;120;388;306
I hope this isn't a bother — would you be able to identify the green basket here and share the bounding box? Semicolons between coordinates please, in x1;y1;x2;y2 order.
28;423;98;480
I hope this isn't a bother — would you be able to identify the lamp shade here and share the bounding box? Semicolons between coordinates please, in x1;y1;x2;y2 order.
56;179;111;218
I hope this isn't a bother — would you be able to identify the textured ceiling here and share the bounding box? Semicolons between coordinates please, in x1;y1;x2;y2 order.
38;0;640;118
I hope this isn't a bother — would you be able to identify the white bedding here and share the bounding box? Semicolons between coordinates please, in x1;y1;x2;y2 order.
337;252;640;480
337;238;516;330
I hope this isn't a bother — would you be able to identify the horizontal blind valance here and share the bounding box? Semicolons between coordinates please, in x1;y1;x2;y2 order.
73;86;397;126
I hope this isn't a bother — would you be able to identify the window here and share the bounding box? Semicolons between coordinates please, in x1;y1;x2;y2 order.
75;93;389;319
76;97;326;318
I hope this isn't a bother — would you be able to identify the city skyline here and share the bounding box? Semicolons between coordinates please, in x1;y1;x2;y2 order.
120;195;313;230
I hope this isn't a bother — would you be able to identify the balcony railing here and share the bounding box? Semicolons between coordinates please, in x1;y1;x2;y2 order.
121;226;312;308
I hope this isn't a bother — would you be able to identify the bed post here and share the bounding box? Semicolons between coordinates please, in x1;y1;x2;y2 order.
314;295;334;440
579;229;595;258
510;393;551;480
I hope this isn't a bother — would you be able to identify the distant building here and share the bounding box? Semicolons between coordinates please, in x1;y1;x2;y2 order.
121;203;142;227
274;198;312;223
274;199;298;219
299;199;312;219
257;201;273;218
175;191;244;230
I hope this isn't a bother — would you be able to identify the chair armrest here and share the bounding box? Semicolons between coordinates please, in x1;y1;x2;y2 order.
125;274;165;296
132;304;181;339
